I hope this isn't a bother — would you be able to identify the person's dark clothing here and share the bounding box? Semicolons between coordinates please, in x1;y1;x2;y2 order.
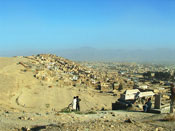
171;86;175;99
170;85;175;113
143;99;152;112
76;97;81;111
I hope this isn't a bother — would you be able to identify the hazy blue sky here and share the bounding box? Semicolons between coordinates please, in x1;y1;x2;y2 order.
0;0;175;55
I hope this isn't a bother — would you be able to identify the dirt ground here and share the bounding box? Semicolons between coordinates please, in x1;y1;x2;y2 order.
0;57;175;131
0;109;175;131
0;57;119;113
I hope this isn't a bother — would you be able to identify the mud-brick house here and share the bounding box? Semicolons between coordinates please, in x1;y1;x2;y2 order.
101;82;113;91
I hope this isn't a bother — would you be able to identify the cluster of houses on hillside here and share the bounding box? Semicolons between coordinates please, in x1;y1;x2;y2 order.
18;54;126;91
17;54;175;112
82;62;175;112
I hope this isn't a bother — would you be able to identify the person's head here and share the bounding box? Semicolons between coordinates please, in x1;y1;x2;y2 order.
74;96;76;99
76;96;79;98
148;98;151;101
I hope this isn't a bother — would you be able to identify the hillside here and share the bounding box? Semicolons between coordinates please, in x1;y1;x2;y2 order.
0;55;118;113
0;55;175;131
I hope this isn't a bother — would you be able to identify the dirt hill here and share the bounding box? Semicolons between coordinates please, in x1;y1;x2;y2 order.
0;55;118;113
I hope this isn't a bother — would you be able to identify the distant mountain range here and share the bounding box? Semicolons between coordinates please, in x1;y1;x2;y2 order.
1;47;175;64
55;47;175;64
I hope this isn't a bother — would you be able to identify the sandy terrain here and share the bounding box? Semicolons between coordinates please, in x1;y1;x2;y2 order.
0;57;117;113
0;109;174;131
0;57;175;131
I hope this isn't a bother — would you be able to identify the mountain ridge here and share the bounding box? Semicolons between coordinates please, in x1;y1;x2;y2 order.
55;48;175;64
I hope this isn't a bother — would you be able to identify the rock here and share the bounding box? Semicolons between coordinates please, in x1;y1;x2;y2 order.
101;116;106;119
28;117;34;121
101;107;105;111
36;113;41;115
110;112;115;117
18;116;27;120
124;118;134;123
21;127;30;131
155;127;164;131
110;125;114;128
48;86;53;88
104;120;109;122
30;125;47;131
5;110;9;114
101;125;105;129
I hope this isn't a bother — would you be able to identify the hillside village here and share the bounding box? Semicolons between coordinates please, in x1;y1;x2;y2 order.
18;54;128;92
81;61;175;112
18;54;175;102
0;54;175;130
1;54;174;112
15;54;175;111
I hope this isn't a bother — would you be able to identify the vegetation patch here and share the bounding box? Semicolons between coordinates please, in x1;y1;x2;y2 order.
75;111;97;115
45;104;50;108
58;109;97;114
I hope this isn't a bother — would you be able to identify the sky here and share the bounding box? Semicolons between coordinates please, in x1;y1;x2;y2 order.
0;0;175;56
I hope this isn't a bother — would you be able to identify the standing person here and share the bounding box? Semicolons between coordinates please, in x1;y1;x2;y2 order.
72;96;77;111
76;96;81;111
170;83;175;113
